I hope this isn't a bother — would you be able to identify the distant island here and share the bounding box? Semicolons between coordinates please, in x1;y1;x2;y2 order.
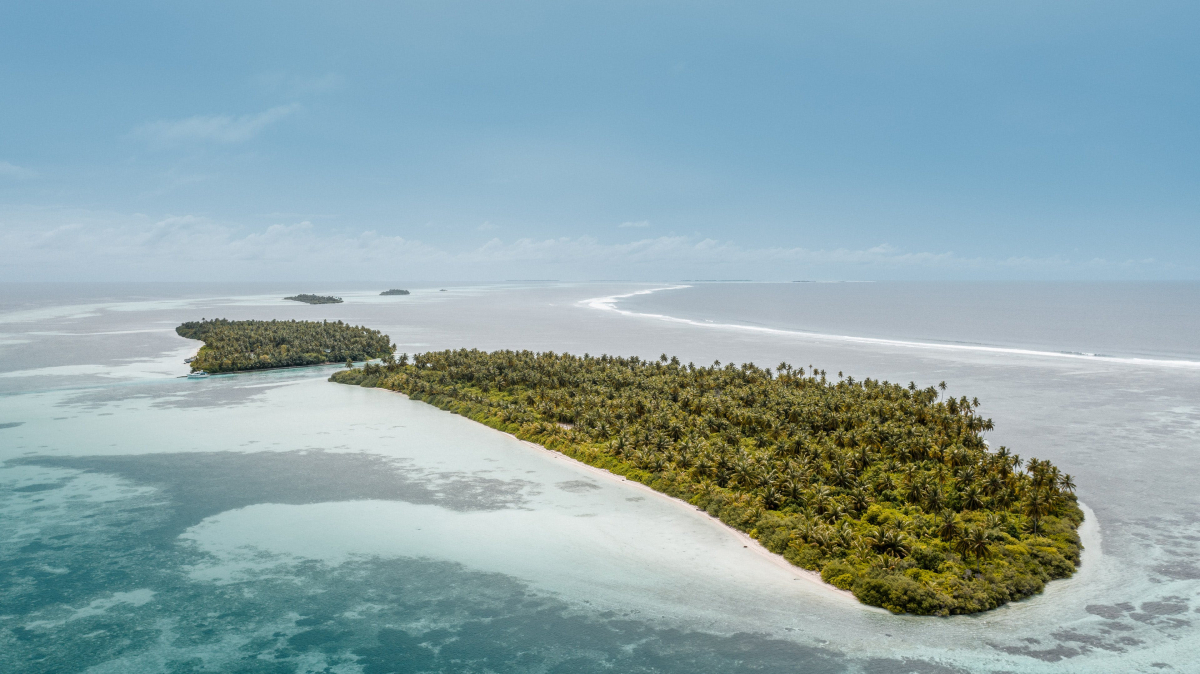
284;294;343;304
380;289;410;296
332;349;1083;616
178;319;393;373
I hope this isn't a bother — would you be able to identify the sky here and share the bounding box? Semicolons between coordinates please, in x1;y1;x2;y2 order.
1;1;1197;282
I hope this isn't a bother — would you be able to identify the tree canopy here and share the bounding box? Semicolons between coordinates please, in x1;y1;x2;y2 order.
333;349;1083;615
284;294;343;304
178;319;392;373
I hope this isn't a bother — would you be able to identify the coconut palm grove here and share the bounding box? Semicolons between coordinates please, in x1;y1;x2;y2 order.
178;319;393;373
333;348;1083;615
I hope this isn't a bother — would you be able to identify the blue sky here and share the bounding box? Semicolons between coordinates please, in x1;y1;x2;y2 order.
1;1;1197;281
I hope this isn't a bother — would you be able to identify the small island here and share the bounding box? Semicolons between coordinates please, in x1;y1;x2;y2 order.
178;319;393;373
332;350;1083;616
380;289;411;296
284;294;343;304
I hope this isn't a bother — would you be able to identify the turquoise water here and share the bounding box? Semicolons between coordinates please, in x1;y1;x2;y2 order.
2;283;1198;672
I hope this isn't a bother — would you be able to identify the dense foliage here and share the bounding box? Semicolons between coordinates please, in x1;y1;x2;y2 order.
332;349;1083;615
380;289;411;295
284;294;343;304
178;319;393;373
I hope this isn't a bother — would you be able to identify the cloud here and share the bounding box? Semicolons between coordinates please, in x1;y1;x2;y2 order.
463;236;963;272
477;221;499;231
0;209;1191;282
0;211;440;281
0;161;36;179
131;104;301;145
618;220;650;228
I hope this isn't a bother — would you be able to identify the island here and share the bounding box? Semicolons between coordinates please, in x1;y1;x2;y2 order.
284;294;343;304
178;319;393;373
332;350;1083;616
380;289;411;296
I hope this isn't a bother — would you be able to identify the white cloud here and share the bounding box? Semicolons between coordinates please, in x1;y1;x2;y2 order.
0;209;1189;281
618;220;650;228
477;221;499;231
131;104;301;145
0;161;36;179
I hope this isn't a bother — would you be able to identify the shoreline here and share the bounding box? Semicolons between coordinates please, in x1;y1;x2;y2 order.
176;351;382;378
514;436;866;606
379;387;867;607
521;424;1103;616
177;361;344;377
372;386;1100;616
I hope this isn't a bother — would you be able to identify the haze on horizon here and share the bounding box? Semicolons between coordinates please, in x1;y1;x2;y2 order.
1;2;1197;283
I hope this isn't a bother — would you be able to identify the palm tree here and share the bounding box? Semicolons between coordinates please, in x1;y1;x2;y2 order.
905;475;926;504
808;485;832;509
848;487;872;514
850;538;873;561
1023;490;1050;535
1058;473;1076;494
874;473;896;494
961;485;985;511
924;485;946;512
762;484;784;510
868;525;911;558
836;521;857;550
796;517;815;544
824;499;848;523
955;526;994;563
731;457;758;488
984;472;1004;497
782;476;805;503
936;510;960;541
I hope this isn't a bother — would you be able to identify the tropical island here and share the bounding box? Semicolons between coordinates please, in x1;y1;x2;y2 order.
284;294;343;304
332;349;1083;615
380;289;411;296
177;319;393;373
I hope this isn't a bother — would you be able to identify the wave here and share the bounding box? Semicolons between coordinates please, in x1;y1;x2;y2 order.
581;286;1200;371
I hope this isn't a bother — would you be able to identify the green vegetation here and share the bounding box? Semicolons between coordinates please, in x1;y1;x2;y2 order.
380;289;411;296
178;319;393;373
284;294;343;304
332;349;1082;616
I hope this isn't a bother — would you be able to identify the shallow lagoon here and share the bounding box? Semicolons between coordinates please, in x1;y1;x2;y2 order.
2;283;1198;672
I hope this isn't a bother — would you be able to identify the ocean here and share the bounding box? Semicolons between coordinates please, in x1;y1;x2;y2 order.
1;281;1197;673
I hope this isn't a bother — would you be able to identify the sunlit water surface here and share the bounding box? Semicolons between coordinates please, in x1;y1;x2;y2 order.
1;282;1197;673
